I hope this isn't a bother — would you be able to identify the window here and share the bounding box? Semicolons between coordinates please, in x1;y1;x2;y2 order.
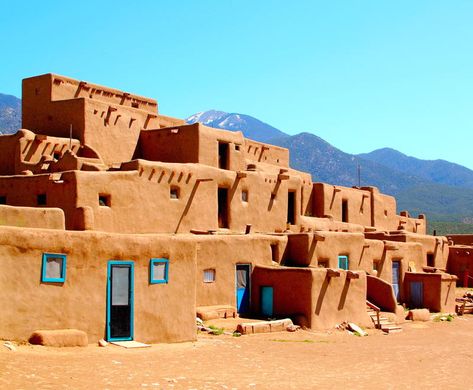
99;194;111;207
149;258;169;284
131;102;139;108
0;196;6;204
235;144;241;151
338;255;349;270
41;253;66;283
318;260;328;268
170;186;180;199
203;269;216;283
37;194;47;206
242;190;248;202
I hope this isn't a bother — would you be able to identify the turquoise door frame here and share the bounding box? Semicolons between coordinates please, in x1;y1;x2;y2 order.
236;264;251;313
107;260;134;341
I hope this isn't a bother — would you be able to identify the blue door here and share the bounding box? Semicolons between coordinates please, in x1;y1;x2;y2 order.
236;264;251;313
107;261;134;341
392;261;400;302
410;281;423;308
261;286;273;317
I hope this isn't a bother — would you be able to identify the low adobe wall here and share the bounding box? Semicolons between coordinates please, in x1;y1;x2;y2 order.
366;275;397;312
404;272;456;313
0;226;197;343
251;266;370;330
0;205;65;230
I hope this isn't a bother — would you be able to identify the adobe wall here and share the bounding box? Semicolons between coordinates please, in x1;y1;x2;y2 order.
445;234;473;246
0;205;65;230
365;232;449;271
404;273;456;313
0;172;79;230
284;232;366;268
0;226;197;343
243;139;289;167
194;234;284;308
22;74;184;166
70;160;309;234
447;245;473;287
251;266;370;330
312;183;372;226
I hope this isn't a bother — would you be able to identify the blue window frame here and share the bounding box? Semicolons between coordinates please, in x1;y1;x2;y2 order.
149;258;169;284
41;253;67;283
338;255;349;270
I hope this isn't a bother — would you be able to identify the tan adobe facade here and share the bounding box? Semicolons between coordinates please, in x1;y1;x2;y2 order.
0;74;458;343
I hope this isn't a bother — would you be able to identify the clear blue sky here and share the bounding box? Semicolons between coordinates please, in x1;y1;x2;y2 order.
1;1;473;168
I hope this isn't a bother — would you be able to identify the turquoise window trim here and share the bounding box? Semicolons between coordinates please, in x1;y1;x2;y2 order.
41;253;67;283
338;255;349;270
149;258;169;284
106;260;134;342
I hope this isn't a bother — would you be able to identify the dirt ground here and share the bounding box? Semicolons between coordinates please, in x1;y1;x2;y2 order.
1;314;473;390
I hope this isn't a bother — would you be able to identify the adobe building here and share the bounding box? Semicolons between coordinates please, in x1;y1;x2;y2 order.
0;74;458;344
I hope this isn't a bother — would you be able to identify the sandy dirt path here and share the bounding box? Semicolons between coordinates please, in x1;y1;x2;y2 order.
1;316;473;389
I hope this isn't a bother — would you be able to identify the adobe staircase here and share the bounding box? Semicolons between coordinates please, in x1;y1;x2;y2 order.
366;301;402;334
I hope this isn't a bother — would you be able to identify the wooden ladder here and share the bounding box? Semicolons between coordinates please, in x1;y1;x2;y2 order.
366;300;402;334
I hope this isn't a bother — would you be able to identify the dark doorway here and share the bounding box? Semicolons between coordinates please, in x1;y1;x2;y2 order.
287;191;295;225
427;254;435;267
342;199;348;222
218;142;229;170
218;187;229;228
107;261;134;341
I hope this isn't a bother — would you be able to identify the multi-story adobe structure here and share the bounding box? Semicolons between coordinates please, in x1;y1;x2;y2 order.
0;74;457;344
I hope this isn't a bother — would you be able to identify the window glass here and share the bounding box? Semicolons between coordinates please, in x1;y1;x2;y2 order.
150;259;169;284
41;253;66;283
204;269;216;283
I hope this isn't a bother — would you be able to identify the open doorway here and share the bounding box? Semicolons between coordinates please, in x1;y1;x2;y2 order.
218;187;229;228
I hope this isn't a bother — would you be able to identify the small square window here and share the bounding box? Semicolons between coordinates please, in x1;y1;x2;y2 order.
99;194;111;207
242;190;248;202
149;258;169;284
235;144;241;151
203;269;216;283
0;195;6;204
131;102;139;108
37;194;47;206
170;186;180;199
41;253;66;283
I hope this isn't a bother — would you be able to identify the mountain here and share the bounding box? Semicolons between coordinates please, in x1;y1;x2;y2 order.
186;110;288;143
359;148;473;189
0;93;21;134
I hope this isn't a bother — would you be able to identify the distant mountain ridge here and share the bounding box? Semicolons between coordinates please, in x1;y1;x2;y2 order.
0;93;21;135
187;110;288;143
358;147;473;189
